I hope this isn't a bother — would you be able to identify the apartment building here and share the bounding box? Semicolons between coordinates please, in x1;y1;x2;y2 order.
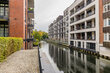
27;0;34;49
103;0;110;48
49;15;68;44
0;0;34;49
63;7;69;44
69;0;103;52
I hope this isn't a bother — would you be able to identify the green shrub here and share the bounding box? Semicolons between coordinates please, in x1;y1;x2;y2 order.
33;39;39;46
0;37;23;62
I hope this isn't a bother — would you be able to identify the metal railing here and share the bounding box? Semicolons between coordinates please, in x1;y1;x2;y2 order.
38;45;43;73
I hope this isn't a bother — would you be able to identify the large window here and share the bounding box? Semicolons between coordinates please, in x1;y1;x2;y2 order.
109;34;110;41
0;4;9;16
104;33;107;41
0;24;8;37
104;5;107;12
104;19;107;27
104;18;110;27
104;33;110;41
103;3;110;13
109;19;110;26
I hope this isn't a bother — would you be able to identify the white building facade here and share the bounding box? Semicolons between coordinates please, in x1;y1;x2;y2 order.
69;0;102;52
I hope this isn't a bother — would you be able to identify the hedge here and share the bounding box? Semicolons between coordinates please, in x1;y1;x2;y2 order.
0;37;23;62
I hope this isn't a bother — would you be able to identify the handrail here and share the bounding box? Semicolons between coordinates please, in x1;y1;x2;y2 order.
38;45;43;73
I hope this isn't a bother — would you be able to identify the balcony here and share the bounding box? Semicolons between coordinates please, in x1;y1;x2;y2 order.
87;10;95;17
71;26;74;31
70;34;74;39
24;38;34;42
76;33;85;40
86;6;95;17
86;19;95;29
87;32;95;40
87;0;93;5
28;24;34;29
70;9;74;16
28;8;34;13
70;17;75;24
76;23;85;30
76;13;85;21
0;16;8;21
75;2;85;12
28;0;34;8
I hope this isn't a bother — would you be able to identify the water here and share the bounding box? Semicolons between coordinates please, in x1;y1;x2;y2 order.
40;41;110;73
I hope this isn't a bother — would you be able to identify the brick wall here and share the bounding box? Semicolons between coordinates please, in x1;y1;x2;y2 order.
9;0;25;39
99;0;104;44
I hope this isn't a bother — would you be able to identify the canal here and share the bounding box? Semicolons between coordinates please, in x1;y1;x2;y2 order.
40;41;110;73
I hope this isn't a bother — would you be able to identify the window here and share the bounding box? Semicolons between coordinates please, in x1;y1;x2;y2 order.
104;19;107;27
78;42;81;48
104;18;110;27
86;43;96;50
0;27;4;37
104;33;107;41
108;19;110;26
104;5;107;12
109;34;110;41
0;4;9;16
103;3;110;13
108;4;110;11
0;24;8;37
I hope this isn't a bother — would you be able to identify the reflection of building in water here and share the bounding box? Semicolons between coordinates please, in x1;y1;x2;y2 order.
49;44;100;73
100;58;110;73
70;50;100;73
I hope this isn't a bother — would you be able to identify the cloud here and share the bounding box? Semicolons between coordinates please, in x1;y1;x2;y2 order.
35;0;75;32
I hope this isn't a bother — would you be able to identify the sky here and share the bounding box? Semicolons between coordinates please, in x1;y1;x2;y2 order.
35;0;75;32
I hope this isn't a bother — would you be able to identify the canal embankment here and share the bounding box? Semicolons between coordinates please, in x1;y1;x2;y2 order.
45;40;110;60
40;50;56;73
0;48;39;73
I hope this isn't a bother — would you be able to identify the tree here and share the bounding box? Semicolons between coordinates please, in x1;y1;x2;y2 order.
32;30;48;46
32;30;41;41
42;32;48;40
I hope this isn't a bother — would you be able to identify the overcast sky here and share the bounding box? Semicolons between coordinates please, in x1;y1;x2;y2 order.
35;0;75;32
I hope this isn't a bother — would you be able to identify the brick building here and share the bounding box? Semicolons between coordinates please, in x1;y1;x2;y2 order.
0;0;34;49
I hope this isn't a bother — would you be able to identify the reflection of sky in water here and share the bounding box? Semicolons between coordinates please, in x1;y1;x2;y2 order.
40;41;62;73
40;41;110;73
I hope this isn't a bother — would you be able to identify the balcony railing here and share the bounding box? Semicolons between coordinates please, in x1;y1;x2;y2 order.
28;8;34;13
76;15;85;21
28;24;34;29
87;36;95;40
28;10;34;13
24;38;34;42
0;15;8;21
87;11;95;17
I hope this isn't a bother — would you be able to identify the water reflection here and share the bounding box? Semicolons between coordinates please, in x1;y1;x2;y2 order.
41;41;110;73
